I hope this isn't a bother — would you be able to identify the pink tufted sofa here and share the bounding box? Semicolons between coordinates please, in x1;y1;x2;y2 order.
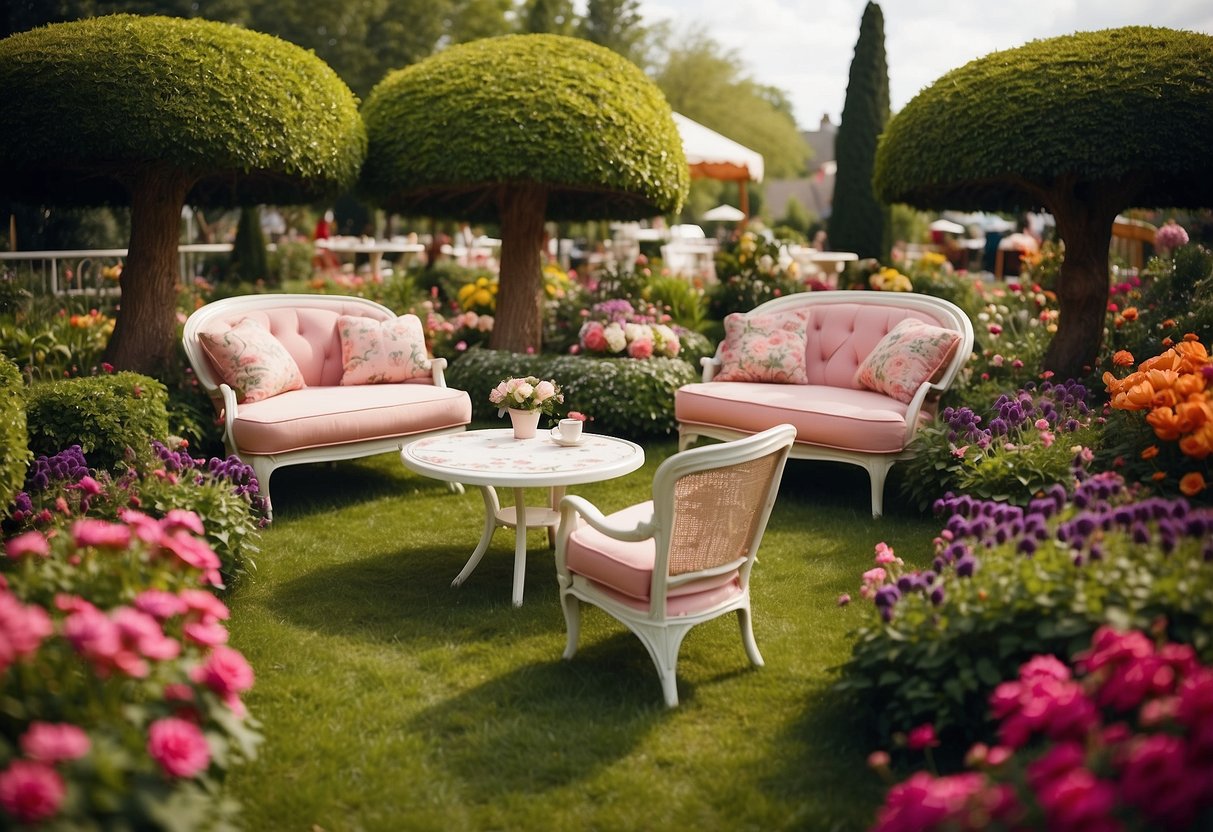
675;291;973;517
183;294;471;517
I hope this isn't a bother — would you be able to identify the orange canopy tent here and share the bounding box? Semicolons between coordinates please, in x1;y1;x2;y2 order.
672;113;764;221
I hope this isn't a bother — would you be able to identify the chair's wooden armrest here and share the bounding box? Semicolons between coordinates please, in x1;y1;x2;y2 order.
558;495;655;542
700;355;722;383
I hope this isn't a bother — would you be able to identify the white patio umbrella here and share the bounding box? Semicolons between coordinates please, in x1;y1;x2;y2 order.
928;218;966;235
702;203;746;222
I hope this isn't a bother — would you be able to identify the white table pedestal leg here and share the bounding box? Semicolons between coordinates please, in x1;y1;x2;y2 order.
452;486;501;588
512;487;528;607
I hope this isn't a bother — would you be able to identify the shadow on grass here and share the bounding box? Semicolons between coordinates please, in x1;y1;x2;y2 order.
408;634;668;797
265;456;451;520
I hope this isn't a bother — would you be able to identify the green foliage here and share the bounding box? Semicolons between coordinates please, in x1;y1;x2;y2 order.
0;303;114;383
0;355;30;509
836;478;1213;745
655;31;809;179
267;238;316;286
829;1;891;261
708;231;806;318
777;196;813;236
900;378;1099;511
446;348;697;439
230;206;270;284
360;34;688;222
875;27;1213;212
25;372;169;471
523;0;575;35
1106;243;1213;362
0;14;366;207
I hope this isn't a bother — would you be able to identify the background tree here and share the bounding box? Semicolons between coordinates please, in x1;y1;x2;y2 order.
522;0;575;35
0;15;365;373
875;26;1213;379
230;207;269;284
655;29;809;180
829;1;890;261
360;34;687;353
577;0;647;65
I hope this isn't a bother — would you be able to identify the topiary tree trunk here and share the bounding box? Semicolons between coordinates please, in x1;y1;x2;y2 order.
104;169;190;374
491;184;548;352
1041;184;1124;380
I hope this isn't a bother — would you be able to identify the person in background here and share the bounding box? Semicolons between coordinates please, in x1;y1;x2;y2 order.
312;210;340;276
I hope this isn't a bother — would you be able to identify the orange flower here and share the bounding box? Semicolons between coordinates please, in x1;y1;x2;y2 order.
1147;406;1185;440
1114;379;1156;411
1122;307;1139;321
1175;373;1207;398
1183;332;1201;342
1163;337;1174;347
1113;350;1135;367
1141;445;1160;460
1179;472;1206;497
1154;388;1180;410
1173;339;1209;366
1179;422;1213;459
1142;350;1181;373
1152;471;1167;481
1103;371;1125;394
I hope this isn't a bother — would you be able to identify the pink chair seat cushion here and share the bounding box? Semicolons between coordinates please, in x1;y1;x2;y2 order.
566;501;741;604
675;382;912;453
231;384;472;455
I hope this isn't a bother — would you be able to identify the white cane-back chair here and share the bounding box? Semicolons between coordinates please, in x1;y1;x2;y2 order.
554;424;797;707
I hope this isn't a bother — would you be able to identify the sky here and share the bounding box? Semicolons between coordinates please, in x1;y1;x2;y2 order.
638;0;1213;130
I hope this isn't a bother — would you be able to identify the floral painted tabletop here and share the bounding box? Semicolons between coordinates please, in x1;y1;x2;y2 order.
403;429;644;487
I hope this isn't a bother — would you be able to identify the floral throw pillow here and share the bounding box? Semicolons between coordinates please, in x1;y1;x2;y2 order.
855;318;961;403
338;314;432;385
198;318;305;404
714;308;811;384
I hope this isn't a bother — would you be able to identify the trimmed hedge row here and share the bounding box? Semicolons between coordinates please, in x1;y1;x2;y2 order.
446;350;697;440
0;355;30;508
25;372;170;472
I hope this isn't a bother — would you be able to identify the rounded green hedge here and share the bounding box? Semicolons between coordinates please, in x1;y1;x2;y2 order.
875;26;1213;211
359;34;688;222
446;349;697;440
0;14;366;207
25;373;170;472
0;356;30;508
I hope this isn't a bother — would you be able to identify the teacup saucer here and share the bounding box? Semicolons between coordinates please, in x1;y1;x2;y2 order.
550;428;585;447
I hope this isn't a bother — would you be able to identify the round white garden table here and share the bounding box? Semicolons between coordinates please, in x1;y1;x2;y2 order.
401;429;645;606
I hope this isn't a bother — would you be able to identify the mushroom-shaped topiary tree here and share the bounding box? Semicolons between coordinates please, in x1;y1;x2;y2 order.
0;15;367;374
875;26;1213;380
359;33;689;353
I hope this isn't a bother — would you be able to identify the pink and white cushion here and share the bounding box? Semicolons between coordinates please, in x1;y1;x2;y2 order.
854;318;961;403
564;501;740;611
714;308;811;384
197;318;305;403
338;314;432;385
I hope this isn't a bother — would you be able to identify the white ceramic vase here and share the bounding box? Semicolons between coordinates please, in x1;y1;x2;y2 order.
508;408;540;439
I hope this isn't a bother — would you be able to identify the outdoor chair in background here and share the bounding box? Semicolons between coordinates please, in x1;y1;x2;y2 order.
554;424;797;707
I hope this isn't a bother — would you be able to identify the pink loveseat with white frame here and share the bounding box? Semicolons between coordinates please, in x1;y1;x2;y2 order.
182;294;471;517
675;291;974;517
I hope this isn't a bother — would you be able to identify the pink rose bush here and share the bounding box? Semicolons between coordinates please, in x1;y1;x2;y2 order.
577;299;684;359
0;511;260;828
871;626;1213;832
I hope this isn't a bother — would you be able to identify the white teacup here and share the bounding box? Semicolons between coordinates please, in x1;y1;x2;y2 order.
553;418;583;443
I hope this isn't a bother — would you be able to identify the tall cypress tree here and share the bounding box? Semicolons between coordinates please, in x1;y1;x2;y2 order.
829;2;890;261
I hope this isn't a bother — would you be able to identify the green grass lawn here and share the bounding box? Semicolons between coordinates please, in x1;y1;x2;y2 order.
226;435;941;831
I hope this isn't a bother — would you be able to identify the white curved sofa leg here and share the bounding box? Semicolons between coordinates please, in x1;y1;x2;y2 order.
866;458;897;518
250;456;276;520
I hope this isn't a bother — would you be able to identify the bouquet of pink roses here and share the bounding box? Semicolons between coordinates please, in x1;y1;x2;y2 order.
488;376;564;416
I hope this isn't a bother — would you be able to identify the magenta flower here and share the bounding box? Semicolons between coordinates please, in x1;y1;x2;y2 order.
191;645;254;714
134;590;189;621
20;722;91;763
178;589;230;622
183;620;229;647
906;723;939;751
71;519;131;549
5;531;49;559
0;760;66;824
837;593;851;607
0;591;54;673
147;718;211;778
74;475;103;496
161;509;205;536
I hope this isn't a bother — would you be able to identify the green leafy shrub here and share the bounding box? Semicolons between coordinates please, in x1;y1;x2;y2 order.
1;512;260;828
0;303;114;382
268;239;316;286
899;378;1099;511
446;348;697;439
835;474;1213;746
25;372;169;471
709;231;806;318
7;442;265;586
0;355;30;508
